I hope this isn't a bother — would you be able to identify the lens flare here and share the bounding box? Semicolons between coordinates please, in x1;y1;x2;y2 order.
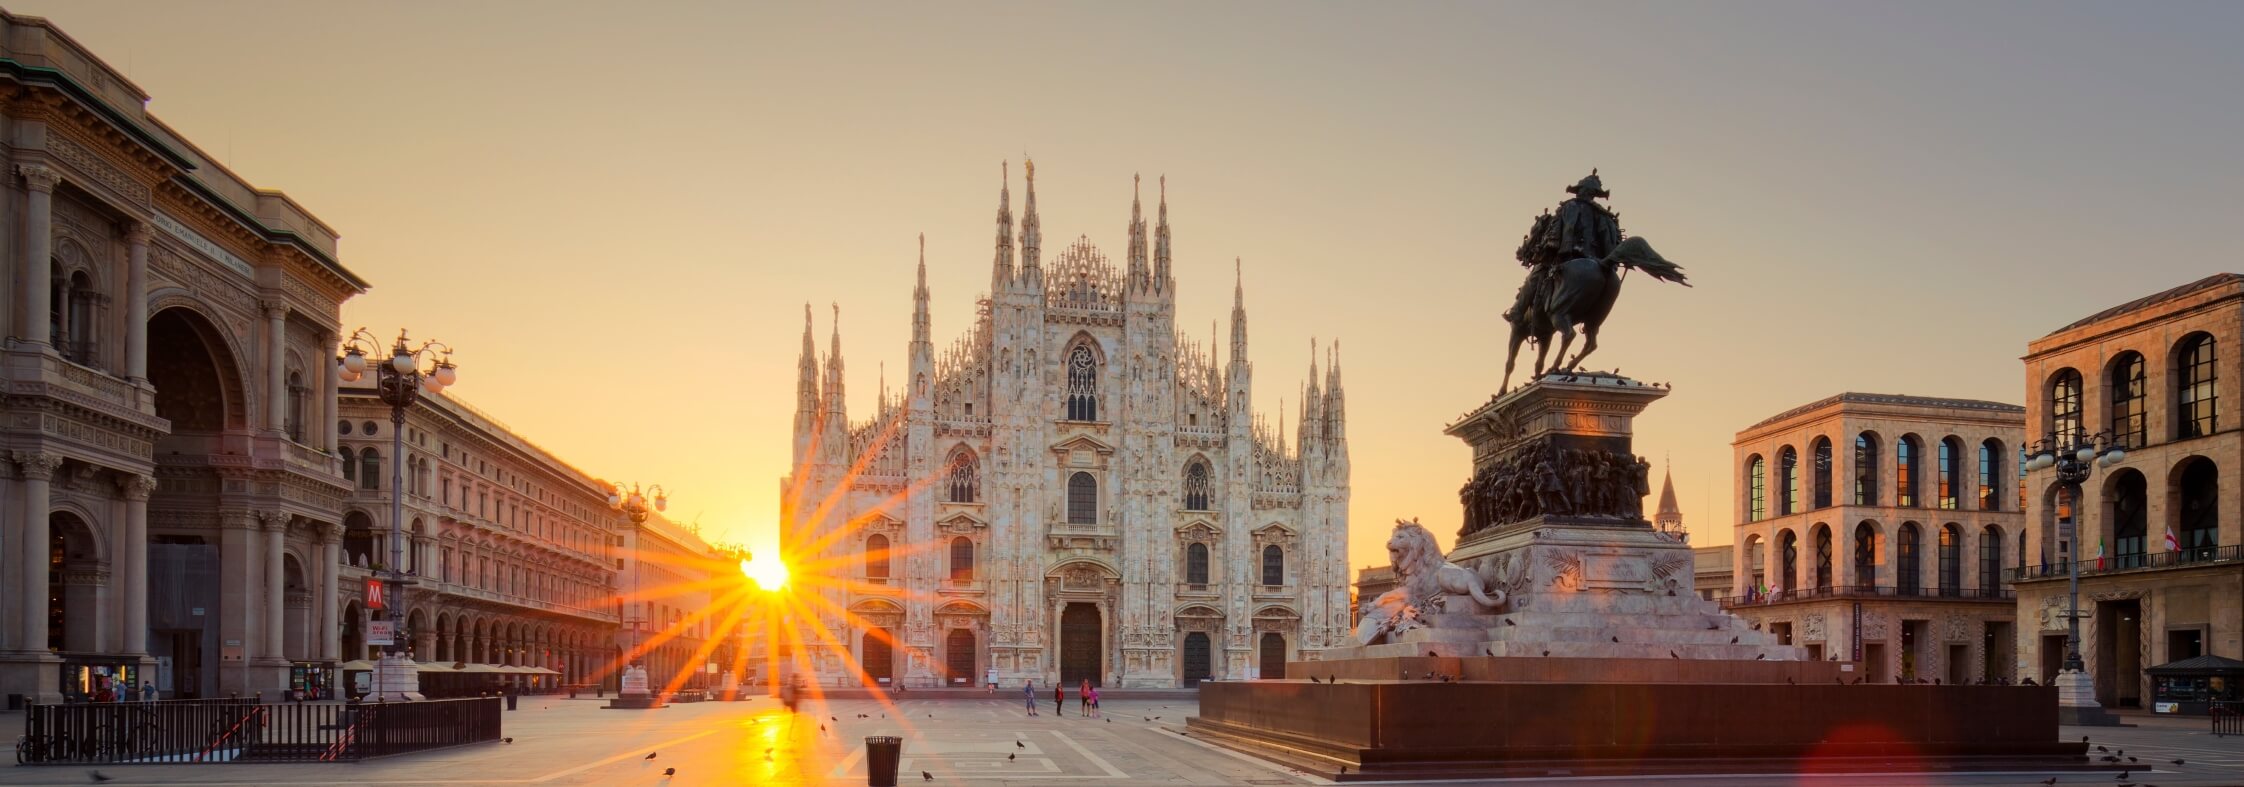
744;553;790;590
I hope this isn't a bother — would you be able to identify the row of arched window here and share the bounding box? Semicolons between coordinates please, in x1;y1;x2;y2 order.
862;534;979;582
1746;433;2007;520
2047;332;2217;447
2045;457;2222;568
1749;521;2009;596
1181;542;1287;586
942;453;1219;514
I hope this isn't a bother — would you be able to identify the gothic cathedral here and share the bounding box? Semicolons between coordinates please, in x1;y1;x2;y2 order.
782;162;1351;689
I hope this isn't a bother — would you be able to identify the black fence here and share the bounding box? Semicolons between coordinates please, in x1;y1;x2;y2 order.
1718;584;2014;607
2217;702;2241;737
2008;544;2244;581
16;697;501;764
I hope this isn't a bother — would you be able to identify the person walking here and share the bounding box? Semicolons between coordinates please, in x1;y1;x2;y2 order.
139;682;156;704
1085;683;1099;718
985;667;998;694
1022;679;1038;716
1053;682;1066;716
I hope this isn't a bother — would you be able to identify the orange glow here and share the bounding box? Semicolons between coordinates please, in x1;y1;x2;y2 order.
744;553;790;590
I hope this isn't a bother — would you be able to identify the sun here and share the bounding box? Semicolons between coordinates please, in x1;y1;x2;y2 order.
742;553;790;591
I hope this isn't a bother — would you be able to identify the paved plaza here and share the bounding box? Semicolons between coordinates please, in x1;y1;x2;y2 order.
4;696;2240;786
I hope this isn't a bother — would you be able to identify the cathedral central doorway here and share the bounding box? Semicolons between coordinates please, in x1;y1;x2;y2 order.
862;628;895;686
944;629;975;686
1182;632;1212;686
1060;603;1101;687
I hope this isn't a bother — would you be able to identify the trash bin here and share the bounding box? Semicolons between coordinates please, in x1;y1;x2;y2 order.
507;693;518;711
865;736;903;787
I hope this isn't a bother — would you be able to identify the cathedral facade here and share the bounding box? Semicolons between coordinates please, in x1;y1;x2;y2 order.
782;163;1351;689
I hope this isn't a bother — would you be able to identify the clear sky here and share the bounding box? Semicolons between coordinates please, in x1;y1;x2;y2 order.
20;1;2243;572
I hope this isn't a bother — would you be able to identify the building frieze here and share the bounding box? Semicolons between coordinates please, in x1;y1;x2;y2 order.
44;128;152;208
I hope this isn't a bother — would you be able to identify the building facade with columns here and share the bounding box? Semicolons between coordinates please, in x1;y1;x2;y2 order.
1725;393;2025;684
0;10;366;702
782;163;1352;689
335;380;628;692
617;510;719;692
2014;273;2244;708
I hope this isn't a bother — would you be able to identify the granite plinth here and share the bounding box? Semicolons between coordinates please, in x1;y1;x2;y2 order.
604;692;667;709
1189;680;2100;780
1294;656;1849;685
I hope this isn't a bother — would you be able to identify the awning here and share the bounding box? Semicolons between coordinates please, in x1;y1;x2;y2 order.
525;667;561;675
339;660;376;671
413;661;456;673
458;663;504;674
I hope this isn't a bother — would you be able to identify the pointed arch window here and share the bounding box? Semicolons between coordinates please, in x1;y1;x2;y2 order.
865;534;891;579
1065;345;1099;421
1746;455;1766;521
949;536;974;582
1778;447;1800;516
1811;437;1833;509
1184;461;1212;511
1261;545;1284;586
1852;434;1880;505
945;448;979;503
2111;352;2147;448
2179;334;2217;439
1186;542;1210;585
1067;472;1097;524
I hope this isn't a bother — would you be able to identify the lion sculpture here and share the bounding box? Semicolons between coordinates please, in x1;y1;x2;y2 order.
1354;518;1508;646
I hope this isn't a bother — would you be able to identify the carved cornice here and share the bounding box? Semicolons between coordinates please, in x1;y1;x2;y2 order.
117;473;157;501
15;451;63;480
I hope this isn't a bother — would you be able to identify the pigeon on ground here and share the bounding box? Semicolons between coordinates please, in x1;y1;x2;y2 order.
662;768;675;777
1610;636;1620;643
1752;623;1763;631
1785;676;1794;684
2098;745;2109;752
1105;718;1111;723
502;737;514;744
645;752;658;760
1428;650;1439;658
1542;650;1550;657
2117;771;2129;780
1706;621;1720;631
1503;618;1516;627
1328;674;1337;684
1008;753;1016;762
1756;654;1766;660
923;771;934;781
2039;779;2056;786
88;773;113;784
1835;677;1845;685
1731;636;1740;644
1017;740;1025;748
1485;648;1495;657
1670;651;1680;659
1309;676;1322;684
2171;759;2186;765
1340;765;1348;774
820;724;826;733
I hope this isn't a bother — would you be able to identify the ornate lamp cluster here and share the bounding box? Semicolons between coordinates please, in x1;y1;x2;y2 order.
335;328;459;671
609;482;666;669
2025;429;2124;676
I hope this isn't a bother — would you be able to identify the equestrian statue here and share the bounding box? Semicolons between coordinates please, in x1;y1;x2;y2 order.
1498;170;1690;394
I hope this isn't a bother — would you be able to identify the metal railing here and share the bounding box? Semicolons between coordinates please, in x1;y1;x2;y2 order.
1717;584;2014;608
15;697;501;765
2006;544;2242;582
2216;702;2241;737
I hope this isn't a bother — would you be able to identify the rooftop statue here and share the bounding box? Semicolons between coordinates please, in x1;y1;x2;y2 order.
1499;171;1691;394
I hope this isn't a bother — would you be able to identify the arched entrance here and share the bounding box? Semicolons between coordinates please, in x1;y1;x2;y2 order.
47;511;102;655
945;629;976;686
1181;632;1213;686
862;628;895;685
1258;633;1286;679
1060;603;1102;687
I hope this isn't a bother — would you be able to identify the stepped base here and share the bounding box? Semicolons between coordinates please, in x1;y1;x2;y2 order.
1189;680;2103;780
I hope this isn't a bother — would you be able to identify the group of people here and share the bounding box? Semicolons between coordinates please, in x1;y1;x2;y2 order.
1459;441;1653;534
82;680;157;703
1002;675;1099;717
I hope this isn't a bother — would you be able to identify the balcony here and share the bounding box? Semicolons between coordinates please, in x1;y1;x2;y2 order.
2006;545;2243;582
1717;584;2014;609
1047;522;1119;551
938;578;984;595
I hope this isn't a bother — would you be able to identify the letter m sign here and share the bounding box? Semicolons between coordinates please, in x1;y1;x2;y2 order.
366;578;386;610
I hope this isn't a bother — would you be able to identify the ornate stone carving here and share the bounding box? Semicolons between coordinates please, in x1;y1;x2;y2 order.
18;163;62;193
1354;519;1507;645
46;133;150;206
15;451;63;480
1861;613;1889;641
116;473;157;501
1803;613;1827;642
1544;549;1585;592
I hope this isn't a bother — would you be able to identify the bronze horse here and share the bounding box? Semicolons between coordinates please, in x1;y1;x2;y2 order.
1499;236;1689;394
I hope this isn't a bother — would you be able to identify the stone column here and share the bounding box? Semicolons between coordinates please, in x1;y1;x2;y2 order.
262;513;288;662
15;452;60;651
118;475;155;657
123;222;151;381
320;332;339;452
319;523;342;661
16;165;59;347
263;303;288;434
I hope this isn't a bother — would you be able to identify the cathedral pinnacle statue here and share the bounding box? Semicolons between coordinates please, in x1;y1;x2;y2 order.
1499;170;1691;394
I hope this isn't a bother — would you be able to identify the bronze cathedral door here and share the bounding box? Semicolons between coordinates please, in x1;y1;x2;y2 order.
1060;603;1101;687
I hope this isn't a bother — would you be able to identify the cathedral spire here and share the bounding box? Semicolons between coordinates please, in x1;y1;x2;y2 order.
793;302;819;470
1153;175;1171;290
1020;156;1042;290
912;233;932;348
1655;458;1684;535
1326;340;1345;442
1229;258;1249;363
1126;173;1149;289
823;303;845;416
992;161;1014;292
1302;338;1323;445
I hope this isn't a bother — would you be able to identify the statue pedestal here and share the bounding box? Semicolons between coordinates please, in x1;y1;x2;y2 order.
605;665;666;709
368;653;424;702
2054;669;2122;726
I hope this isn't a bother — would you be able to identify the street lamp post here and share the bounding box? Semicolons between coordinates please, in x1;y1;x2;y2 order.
607;482;665;707
2024;428;2122;726
338;329;457;701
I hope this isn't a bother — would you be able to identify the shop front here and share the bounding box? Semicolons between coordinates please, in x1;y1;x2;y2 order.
288;661;336;701
59;658;142;703
2148;654;2243;715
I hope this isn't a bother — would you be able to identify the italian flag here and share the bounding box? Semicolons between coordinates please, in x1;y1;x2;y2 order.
2095;537;2106;570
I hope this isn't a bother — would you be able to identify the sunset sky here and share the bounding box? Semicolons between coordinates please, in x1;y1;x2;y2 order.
21;1;2243;572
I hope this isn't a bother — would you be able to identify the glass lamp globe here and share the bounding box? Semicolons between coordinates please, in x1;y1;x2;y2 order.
2075;446;2097;464
434;363;458;386
338;366;362;383
342;350;367;374
421;377;445;395
2103;447;2126;465
655;496;668;512
607;493;623;509
390;353;415;374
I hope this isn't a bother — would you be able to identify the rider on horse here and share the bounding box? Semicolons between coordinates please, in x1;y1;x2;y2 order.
1516;170;1623;308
